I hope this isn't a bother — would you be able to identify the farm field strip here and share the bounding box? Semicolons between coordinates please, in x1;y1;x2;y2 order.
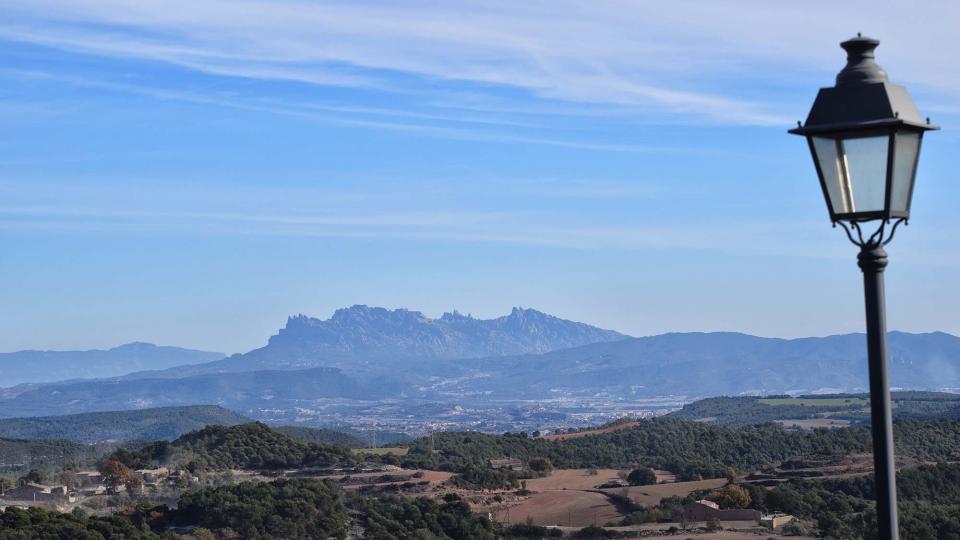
758;397;868;406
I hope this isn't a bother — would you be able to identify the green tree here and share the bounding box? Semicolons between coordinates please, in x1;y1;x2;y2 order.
710;484;752;509
18;469;44;485
98;459;140;493
626;467;657;486
724;465;737;483
528;457;553;476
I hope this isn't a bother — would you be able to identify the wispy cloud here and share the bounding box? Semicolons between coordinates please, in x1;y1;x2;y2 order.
3;67;708;154
0;0;833;126
5;1;956;136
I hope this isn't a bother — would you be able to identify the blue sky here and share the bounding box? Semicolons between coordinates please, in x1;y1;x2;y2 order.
2;1;960;353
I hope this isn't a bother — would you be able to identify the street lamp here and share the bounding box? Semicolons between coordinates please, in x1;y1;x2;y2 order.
790;35;938;540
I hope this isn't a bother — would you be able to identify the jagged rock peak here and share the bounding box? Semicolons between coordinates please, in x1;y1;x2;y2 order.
265;305;627;362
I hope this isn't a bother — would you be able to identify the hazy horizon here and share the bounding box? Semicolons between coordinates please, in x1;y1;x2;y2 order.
3;302;959;356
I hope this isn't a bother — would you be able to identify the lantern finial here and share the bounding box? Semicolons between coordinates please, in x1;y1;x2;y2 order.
837;36;887;86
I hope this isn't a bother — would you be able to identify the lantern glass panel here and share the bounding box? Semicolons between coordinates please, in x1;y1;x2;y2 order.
842;135;889;213
811;136;851;214
890;132;921;212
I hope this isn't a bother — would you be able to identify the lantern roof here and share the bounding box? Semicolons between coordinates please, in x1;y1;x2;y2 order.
790;36;939;136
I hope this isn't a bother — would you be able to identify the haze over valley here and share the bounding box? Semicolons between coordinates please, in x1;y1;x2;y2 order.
3;305;959;435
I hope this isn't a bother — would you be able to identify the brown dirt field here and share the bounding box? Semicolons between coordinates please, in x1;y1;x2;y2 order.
525;468;624;491
488;471;729;528
605;478;727;508
541;421;640;441
653;469;676;483
491;489;622;527
645;531;812;539
548;524;813;539
313;469;453;486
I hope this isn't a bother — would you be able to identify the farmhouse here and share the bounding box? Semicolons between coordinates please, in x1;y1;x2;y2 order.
75;471;104;486
488;458;524;471
681;500;762;523
136;467;170;485
1;483;75;505
761;513;796;529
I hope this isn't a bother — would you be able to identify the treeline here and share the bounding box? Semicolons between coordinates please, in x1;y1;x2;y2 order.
402;417;960;483
616;462;960;538
272;425;411;448
173;479;348;539
669;396;863;425
0;479;495;540
401;417;872;480
671;392;960;426
0;507;156;540
273;425;367;448
752;462;960;538
109;422;354;471
0;405;249;444
101;416;960;484
0;437;137;478
351;493;497;539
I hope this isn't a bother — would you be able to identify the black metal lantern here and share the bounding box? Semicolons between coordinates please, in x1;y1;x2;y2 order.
790;35;938;224
789;35;939;540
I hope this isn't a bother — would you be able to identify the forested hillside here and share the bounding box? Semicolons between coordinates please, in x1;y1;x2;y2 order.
751;463;960;538
0;406;249;443
0;438;140;477
103;417;960;482
273;426;366;448
110;422;354;471
671;392;960;426
0;479;494;540
275;425;411;448
403;417;960;483
402;418;873;481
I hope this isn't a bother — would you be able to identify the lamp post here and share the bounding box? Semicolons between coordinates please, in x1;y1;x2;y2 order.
789;36;938;540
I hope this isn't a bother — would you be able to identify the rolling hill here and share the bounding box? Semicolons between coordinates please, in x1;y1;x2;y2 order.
438;330;960;398
273;426;411;448
670;391;960;426
0;405;250;443
0;367;405;419
0;342;224;387
0;437;136;476
111;422;353;471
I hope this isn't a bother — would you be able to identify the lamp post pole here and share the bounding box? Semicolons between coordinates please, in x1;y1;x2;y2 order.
859;244;898;540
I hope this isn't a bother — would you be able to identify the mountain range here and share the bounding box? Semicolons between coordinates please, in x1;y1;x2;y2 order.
438;330;960;398
2;305;959;421
165;305;628;376
0;342;224;387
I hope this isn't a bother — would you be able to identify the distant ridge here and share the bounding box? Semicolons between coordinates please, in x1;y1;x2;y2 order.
0;405;250;443
0;367;405;419
0;342;224;387
442;330;960;398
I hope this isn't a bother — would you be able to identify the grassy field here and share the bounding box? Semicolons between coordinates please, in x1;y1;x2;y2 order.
777;418;851;429
759;397;868;407
351;446;409;456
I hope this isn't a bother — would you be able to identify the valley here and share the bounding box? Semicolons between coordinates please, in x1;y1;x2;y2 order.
2;307;960;538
